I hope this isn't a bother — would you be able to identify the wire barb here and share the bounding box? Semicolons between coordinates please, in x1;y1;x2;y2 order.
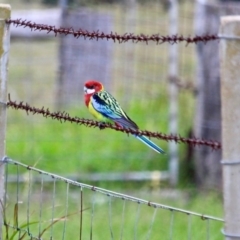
6;19;219;45
6;94;221;150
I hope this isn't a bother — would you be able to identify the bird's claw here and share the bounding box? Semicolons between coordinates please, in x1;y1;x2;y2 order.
98;123;106;130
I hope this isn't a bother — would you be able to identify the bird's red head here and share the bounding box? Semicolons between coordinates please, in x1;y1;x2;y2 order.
84;80;104;95
84;80;104;106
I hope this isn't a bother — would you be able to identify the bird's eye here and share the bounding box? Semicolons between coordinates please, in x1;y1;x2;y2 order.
88;85;94;89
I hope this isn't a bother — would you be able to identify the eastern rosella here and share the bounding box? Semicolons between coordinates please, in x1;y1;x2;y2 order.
84;80;165;154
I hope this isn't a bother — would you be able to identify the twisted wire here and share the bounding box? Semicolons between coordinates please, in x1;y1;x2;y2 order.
6;95;221;150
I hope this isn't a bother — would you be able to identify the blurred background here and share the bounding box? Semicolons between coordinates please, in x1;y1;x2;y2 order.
7;0;196;184
4;0;240;238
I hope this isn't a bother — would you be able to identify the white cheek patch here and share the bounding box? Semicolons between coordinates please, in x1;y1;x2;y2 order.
84;87;95;94
87;89;95;94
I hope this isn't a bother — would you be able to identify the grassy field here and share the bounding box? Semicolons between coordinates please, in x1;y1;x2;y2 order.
3;1;224;239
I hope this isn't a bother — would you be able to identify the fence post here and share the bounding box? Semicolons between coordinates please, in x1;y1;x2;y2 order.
220;16;240;240
0;4;11;238
168;0;179;186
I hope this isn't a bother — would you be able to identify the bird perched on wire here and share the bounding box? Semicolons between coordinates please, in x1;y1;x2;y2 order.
84;80;165;154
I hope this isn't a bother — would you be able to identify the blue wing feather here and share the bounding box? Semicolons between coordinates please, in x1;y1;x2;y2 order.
91;90;165;154
136;135;165;154
91;94;117;119
91;91;138;129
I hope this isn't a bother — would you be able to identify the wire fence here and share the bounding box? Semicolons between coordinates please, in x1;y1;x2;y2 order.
2;0;240;239
2;157;224;240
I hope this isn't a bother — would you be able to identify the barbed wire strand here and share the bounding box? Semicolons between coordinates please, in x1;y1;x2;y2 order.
6;19;219;45
6;95;221;150
2;156;224;223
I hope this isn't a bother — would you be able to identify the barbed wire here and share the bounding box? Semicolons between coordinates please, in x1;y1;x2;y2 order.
6;19;219;45
6;94;221;150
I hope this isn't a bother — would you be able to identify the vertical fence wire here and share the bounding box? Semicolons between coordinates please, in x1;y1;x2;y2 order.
120;198;126;240
3;160;8;239
62;182;69;240
79;186;83;240
27;169;32;236
134;201;141;240
38;173;44;237
108;194;114;240
169;210;175;240
187;214;192;240
145;207;158;240
90;190;96;240
50;178;56;238
15;164;20;231
206;219;210;240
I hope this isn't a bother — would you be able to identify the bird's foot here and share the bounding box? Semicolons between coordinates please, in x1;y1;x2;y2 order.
98;123;106;130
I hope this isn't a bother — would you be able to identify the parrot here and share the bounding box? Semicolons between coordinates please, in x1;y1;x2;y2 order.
84;80;165;154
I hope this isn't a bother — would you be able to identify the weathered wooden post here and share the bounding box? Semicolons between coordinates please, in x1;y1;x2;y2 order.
194;0;222;188
220;16;240;240
0;4;11;238
56;5;113;108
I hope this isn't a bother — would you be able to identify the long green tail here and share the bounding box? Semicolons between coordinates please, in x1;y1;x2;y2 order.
135;135;165;154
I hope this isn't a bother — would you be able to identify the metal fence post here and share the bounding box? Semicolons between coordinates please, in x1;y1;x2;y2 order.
0;4;11;238
220;16;240;240
168;0;179;186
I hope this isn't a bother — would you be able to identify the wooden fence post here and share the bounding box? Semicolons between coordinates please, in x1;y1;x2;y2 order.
0;4;11;238
220;16;240;240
